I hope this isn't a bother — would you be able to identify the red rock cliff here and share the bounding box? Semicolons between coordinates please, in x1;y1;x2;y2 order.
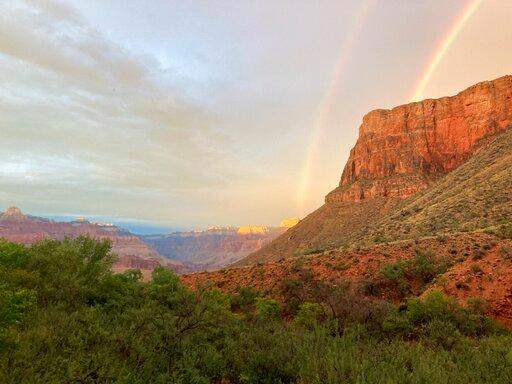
326;75;512;203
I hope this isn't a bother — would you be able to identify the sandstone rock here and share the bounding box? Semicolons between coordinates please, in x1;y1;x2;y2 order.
237;226;269;235
241;75;512;265
279;217;300;228
144;228;286;270
0;206;28;221
326;75;512;203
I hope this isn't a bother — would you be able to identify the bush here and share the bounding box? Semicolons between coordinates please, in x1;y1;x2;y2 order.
0;239;509;383
294;302;325;329
409;249;447;283
380;261;406;283
230;286;260;313
467;297;489;315
360;279;380;296
255;297;281;321
500;245;512;260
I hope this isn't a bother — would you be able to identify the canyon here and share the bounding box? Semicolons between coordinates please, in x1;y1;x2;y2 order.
242;75;512;264
327;75;512;203
185;75;512;325
143;221;299;270
0;207;299;274
0;207;189;275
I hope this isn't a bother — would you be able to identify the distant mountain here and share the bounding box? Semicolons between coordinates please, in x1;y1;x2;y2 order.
143;222;299;270
0;207;191;276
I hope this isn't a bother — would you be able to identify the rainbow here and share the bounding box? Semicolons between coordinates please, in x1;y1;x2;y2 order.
297;0;483;216
297;0;375;216
411;0;483;101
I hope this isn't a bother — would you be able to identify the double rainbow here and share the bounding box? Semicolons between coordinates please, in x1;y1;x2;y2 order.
297;0;483;216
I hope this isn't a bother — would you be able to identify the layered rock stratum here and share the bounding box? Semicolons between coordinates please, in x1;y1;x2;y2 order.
143;226;286;270
240;75;512;265
326;75;512;202
185;89;512;326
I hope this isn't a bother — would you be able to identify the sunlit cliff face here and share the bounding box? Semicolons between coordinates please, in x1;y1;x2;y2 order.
1;0;511;228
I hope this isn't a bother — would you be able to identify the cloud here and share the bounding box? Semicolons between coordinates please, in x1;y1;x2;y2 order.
0;0;240;223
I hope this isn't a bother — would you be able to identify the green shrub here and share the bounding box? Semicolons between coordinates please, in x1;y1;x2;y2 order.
0;238;509;383
294;302;326;329
409;249;447;283
380;261;406;282
255;297;281;321
230;286;260;313
467;297;489;315
360;279;380;296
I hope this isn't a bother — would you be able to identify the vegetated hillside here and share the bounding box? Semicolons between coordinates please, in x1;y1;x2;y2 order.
240;75;512;265
184;126;512;325
143;227;286;270
3;237;512;383
184;230;512;326
352;125;512;247
236;197;399;266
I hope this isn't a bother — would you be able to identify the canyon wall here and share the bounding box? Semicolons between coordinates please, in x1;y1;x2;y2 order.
326;75;512;203
241;75;512;265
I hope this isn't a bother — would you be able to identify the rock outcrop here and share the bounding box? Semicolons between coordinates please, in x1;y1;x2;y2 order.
279;217;300;228
240;75;512;265
0;206;28;221
326;75;512;202
237;226;269;235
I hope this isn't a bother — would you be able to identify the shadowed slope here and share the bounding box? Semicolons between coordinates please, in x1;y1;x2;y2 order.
235;197;399;266
355;126;512;246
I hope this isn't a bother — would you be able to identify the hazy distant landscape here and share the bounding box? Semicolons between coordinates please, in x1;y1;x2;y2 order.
1;0;512;382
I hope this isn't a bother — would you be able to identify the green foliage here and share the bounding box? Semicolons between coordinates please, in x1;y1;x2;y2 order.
380;260;406;282
294;302;325;329
496;223;512;240
377;249;449;298
500;245;512;260
0;238;510;383
409;249;447;283
230;286;260;315
255;297;281;321
0;283;35;350
467;297;489;315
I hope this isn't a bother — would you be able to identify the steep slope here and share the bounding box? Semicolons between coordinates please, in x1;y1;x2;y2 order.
328;75;512;202
237;197;399;265
241;75;512;265
353;125;512;246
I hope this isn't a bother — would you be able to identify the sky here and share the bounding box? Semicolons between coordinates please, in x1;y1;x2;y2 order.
0;0;511;232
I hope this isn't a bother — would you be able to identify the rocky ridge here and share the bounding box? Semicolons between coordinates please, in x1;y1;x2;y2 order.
327;75;512;202
243;75;512;264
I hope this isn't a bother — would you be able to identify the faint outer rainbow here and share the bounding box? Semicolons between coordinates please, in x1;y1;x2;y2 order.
297;0;375;216
411;0;483;101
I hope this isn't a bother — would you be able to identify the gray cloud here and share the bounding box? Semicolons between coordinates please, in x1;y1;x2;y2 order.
0;0;242;224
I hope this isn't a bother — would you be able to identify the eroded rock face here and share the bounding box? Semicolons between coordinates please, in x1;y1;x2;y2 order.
326;75;512;203
237;226;269;235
